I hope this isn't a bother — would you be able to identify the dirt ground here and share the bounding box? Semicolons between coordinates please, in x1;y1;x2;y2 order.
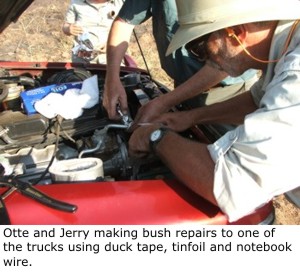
0;0;299;224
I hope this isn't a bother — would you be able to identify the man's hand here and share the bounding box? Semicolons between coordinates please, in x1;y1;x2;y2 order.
129;95;172;132
130;98;194;133
128;124;161;158
62;23;83;36
133;98;168;124
103;78;128;120
103;17;135;120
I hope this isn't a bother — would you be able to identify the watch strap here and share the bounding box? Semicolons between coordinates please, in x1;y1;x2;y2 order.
149;127;171;153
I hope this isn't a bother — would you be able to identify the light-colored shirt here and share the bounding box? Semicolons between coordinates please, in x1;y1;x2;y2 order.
207;20;300;222
65;0;123;50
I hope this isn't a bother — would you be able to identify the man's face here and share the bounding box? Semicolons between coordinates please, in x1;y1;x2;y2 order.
205;29;250;77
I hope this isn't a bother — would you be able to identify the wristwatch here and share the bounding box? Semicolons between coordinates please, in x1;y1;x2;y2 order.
149;127;171;152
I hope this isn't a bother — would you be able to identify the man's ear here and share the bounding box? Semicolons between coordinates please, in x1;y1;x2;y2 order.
234;25;247;40
225;25;247;44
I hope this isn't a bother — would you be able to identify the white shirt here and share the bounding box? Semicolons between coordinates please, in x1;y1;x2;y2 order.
208;21;300;222
65;0;123;49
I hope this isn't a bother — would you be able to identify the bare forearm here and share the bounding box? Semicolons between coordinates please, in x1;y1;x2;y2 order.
188;91;258;126
155;131;217;205
159;64;228;109
128;125;216;204
106;18;135;79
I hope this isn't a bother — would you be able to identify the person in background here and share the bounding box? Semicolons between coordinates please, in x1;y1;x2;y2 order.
62;0;123;64
128;0;300;222
103;0;258;125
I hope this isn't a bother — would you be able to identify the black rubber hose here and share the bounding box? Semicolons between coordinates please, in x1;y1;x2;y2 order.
0;76;36;86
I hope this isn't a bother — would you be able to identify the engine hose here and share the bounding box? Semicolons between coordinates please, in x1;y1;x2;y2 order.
0;76;36;87
47;69;92;84
0;126;16;144
32;115;63;185
78;124;128;158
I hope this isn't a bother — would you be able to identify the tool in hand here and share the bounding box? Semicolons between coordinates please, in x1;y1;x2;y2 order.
116;104;133;128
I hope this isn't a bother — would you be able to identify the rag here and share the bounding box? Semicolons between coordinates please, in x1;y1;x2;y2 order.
34;75;99;119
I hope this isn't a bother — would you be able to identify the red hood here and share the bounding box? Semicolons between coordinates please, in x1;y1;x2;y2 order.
0;0;34;33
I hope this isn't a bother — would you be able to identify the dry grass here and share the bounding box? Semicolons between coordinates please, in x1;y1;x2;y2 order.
0;0;299;224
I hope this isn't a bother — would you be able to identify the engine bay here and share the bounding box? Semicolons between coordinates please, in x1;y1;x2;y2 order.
0;65;194;185
0;64;276;226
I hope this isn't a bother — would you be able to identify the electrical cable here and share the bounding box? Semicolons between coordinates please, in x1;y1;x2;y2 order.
32;115;63;185
133;29;152;80
226;20;300;64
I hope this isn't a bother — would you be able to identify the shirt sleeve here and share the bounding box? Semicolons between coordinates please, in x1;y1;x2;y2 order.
65;4;76;24
117;0;152;25
250;76;265;107
207;66;300;222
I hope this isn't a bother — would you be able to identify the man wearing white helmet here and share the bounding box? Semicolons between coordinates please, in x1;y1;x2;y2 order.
129;0;300;221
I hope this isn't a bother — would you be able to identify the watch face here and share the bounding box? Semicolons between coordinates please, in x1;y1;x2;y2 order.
150;129;162;142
